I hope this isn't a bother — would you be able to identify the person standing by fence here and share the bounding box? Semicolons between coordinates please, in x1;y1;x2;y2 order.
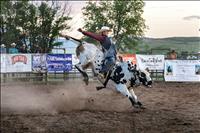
31;44;42;53
168;50;177;59
8;43;18;54
0;44;6;53
19;44;28;53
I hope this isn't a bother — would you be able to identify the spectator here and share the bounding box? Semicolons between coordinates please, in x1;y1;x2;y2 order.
168;50;177;59
19;44;28;53
16;33;26;50
9;43;19;54
37;45;42;53
0;44;6;53
33;44;42;53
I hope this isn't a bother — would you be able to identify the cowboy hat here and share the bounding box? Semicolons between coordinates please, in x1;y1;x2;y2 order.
11;43;16;46
99;26;112;33
1;44;6;48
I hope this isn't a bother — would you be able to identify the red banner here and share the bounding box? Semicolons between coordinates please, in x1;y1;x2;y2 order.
121;54;136;64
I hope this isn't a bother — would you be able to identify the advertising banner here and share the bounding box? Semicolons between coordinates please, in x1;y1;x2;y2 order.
121;54;136;64
47;54;72;72
6;54;32;72
0;54;7;73
32;54;47;73
136;54;165;70
164;60;200;82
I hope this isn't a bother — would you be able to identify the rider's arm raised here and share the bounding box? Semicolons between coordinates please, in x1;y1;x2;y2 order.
81;31;104;43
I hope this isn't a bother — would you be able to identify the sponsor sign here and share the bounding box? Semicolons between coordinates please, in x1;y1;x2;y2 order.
121;54;136;64
136;55;165;70
47;54;72;72
164;60;200;82
1;54;7;73
32;54;47;73
6;54;32;72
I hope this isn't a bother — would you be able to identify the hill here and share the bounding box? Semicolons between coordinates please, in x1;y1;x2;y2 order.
135;37;200;54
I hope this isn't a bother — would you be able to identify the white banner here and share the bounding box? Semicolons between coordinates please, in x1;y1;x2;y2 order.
32;54;47;73
164;60;200;82
136;55;165;70
0;54;7;73
6;54;32;72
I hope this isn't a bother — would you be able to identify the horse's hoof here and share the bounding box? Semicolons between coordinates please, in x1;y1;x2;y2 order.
96;86;105;91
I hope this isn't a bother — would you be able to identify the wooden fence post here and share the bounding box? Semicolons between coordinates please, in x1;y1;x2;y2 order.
45;71;48;85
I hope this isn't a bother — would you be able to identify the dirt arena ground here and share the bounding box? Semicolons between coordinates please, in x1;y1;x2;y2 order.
1;79;200;133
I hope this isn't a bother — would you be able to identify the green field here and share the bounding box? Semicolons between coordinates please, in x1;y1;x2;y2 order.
135;37;200;55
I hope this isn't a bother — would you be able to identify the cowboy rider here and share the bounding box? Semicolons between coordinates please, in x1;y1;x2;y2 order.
78;26;117;78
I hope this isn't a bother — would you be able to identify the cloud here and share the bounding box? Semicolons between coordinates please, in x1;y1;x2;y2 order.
183;15;200;20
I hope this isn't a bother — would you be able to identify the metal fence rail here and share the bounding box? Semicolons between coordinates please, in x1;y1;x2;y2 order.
0;65;94;84
149;70;164;81
1;65;164;84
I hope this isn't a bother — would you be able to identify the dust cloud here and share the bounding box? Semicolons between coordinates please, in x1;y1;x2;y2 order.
1;80;89;114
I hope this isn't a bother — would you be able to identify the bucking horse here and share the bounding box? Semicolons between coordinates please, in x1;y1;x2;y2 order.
62;35;152;109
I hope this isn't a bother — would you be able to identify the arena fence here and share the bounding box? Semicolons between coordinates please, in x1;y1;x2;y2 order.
1;53;199;84
1;65;90;84
1;66;164;85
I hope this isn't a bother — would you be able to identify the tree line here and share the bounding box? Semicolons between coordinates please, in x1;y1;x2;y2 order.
1;0;146;53
1;0;71;53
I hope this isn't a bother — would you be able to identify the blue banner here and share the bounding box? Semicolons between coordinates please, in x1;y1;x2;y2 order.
47;54;72;72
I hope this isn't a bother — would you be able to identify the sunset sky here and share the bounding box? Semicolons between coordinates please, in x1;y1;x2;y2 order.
64;1;200;38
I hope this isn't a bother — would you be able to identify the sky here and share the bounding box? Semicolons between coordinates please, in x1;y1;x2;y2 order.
64;1;200;38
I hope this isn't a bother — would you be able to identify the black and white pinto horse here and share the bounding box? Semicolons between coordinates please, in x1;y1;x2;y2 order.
74;40;152;108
